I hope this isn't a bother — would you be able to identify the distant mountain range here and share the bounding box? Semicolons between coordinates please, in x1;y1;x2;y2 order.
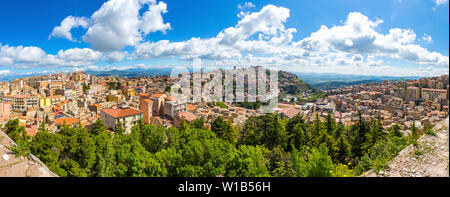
295;72;421;90
1;68;422;92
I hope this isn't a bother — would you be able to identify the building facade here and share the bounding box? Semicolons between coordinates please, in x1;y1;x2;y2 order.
100;106;143;134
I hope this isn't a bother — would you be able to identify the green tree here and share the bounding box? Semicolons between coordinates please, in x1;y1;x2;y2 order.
325;111;336;136
4;119;29;142
190;117;207;130
179;117;190;132
90;119;107;135
212;117;238;145
362;117;385;154
10;140;31;157
226;145;270;177
388;123;403;138
289;123;306;150
93;132;116;177
336;135;352;164
30;130;64;175
408;121;420;146
115;121;125;135
140;125;166;153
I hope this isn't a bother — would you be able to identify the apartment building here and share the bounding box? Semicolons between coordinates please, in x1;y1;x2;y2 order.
406;86;420;101
100;106;143;134
422;88;447;102
0;94;39;112
163;96;187;119
139;93;153;124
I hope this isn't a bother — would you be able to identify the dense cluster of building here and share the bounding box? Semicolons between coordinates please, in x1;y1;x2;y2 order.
322;75;449;130
0;71;448;137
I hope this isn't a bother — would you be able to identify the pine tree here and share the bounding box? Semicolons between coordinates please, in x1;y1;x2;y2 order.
325;111;336;136
336;135;352;164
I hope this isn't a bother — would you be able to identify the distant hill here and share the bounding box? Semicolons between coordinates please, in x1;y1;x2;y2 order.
295;72;420;90
278;70;322;94
311;80;380;90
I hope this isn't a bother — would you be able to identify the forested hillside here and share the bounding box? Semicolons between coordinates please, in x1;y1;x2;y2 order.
2;112;428;177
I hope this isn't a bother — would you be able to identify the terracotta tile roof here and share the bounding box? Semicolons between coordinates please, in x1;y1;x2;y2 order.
80;120;90;127
102;107;143;119
47;95;63;99
4;94;34;98
143;99;153;103
55;117;79;125
166;96;176;101
26;125;38;137
140;93;150;97
151;93;165;98
187;104;197;111
177;111;198;122
280;108;301;119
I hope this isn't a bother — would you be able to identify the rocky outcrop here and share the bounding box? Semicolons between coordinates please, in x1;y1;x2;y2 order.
365;117;449;177
0;131;57;177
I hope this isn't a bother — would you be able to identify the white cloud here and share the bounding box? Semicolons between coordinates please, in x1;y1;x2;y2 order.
130;5;448;78
134;4;296;60
134;38;241;60
0;44;46;63
141;1;172;35
0;70;11;76
421;33;433;43
238;2;255;10
57;48;102;62
102;51;129;63
83;0;146;51
219;5;292;45
237;11;250;18
50;16;89;41
435;0;448;6
8;2;447;78
0;43;102;68
294;12;448;66
51;0;171;51
0;56;13;66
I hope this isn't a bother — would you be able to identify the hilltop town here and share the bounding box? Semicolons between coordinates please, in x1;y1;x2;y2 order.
0;68;448;138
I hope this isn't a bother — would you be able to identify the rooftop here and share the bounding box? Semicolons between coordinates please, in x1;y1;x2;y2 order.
102;107;143;119
55;117;79;125
177;111;198;122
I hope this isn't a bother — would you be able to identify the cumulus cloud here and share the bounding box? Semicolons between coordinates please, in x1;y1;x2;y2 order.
51;0;171;51
434;0;448;6
134;38;241;60
0;43;102;68
294;12;448;66
141;1;172;35
0;44;46;63
102;51;129;63
0;70;12;76
219;5;292;45
50;16;89;41
6;2;447;77
57;48;102;62
129;5;448;77
134;4;296;60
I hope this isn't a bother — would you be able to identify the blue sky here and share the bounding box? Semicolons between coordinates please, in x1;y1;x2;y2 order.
0;0;448;78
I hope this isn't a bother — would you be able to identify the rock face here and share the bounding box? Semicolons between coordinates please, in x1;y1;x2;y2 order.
0;131;57;177
365;117;449;177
